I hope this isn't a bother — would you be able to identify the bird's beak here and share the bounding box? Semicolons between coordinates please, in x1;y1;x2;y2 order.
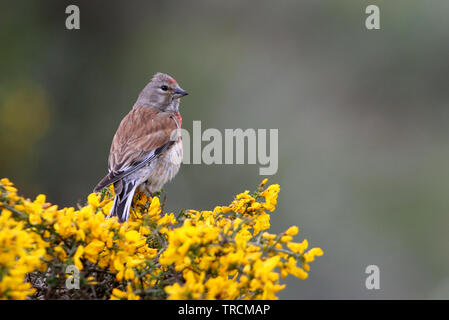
174;88;189;98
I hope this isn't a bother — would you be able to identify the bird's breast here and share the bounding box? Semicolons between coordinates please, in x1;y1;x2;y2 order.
166;138;183;167
136;139;183;193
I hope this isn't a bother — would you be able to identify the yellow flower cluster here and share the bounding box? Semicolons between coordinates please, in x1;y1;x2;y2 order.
160;179;323;300
0;177;322;300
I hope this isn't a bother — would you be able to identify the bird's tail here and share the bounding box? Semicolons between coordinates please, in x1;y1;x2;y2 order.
109;180;137;222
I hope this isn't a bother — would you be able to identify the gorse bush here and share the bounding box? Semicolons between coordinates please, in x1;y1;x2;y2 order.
0;178;323;300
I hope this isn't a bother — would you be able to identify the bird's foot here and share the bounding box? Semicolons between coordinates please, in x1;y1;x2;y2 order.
152;189;163;198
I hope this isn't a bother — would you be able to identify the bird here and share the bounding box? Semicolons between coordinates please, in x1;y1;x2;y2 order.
93;72;188;222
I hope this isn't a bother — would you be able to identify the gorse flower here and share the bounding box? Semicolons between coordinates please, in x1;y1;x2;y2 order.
0;177;323;300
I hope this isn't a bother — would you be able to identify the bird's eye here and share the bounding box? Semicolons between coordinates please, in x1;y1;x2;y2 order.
160;85;168;91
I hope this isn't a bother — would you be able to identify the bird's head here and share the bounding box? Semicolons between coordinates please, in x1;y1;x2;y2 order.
136;72;188;112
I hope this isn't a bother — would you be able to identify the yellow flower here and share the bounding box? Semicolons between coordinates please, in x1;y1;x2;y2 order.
281;235;293;243
5;186;18;193
87;276;98;285
53;246;67;261
84;240;105;262
165;283;186;300
73;245;84;270
148;197;161;217
0;178;13;186
262;232;276;240
35;194;46;205
28;213;42;225
285;226;299;236
110;288;127;300
304;248;324;263
260;184;280;212
284;257;308;280
125;230;140;243
87;193;100;208
287;239;308;254
252;212;270;235
124;268;135;281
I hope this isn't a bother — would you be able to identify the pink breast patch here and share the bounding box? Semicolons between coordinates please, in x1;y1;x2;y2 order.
175;112;182;127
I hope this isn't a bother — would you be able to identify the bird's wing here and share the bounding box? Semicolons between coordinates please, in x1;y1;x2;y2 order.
93;106;180;192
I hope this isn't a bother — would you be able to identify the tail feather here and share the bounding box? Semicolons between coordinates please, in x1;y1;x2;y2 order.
110;180;137;222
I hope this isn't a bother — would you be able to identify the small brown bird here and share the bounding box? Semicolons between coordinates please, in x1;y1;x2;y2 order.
94;72;188;222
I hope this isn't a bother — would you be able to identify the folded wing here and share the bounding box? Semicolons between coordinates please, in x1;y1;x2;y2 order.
93;105;179;192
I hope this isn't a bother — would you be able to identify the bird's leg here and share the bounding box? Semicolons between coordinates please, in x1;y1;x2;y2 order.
153;189;163;198
140;183;154;198
141;189;153;199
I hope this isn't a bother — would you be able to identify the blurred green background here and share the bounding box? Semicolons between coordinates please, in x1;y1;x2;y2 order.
1;0;449;299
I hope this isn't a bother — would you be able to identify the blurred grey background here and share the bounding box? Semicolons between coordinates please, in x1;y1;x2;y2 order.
1;0;449;299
